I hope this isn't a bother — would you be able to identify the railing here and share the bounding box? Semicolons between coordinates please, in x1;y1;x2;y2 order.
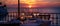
1;12;60;26
6;12;18;21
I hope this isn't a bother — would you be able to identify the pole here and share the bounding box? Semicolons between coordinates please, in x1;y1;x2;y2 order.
18;0;20;20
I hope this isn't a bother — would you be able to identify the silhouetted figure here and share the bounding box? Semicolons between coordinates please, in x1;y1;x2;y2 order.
0;2;20;26
0;2;8;21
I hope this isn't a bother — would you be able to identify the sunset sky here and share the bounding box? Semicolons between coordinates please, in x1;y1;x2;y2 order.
20;0;60;8
0;0;60;13
3;0;59;4
0;0;59;8
1;0;60;6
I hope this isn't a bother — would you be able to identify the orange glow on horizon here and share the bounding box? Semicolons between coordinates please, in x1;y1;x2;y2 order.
20;0;36;8
20;0;50;8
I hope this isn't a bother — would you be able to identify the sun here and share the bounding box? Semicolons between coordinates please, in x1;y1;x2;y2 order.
29;5;32;8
